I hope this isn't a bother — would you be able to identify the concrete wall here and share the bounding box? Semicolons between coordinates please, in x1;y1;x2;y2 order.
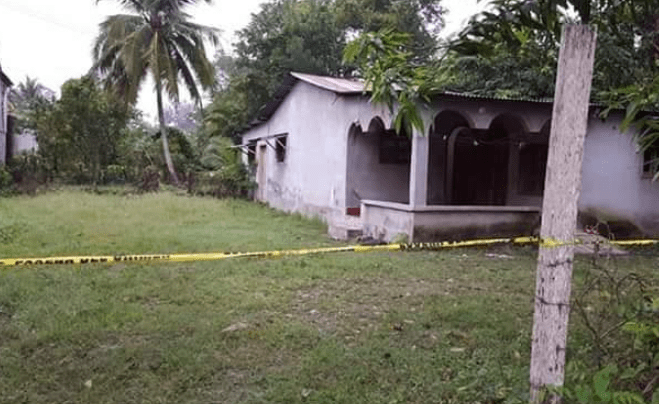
580;111;659;236
0;76;8;164
345;128;409;208
12;132;38;155
361;200;414;241
242;81;389;224
362;200;540;242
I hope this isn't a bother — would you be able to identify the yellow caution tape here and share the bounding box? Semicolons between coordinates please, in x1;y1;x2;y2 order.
1;237;657;267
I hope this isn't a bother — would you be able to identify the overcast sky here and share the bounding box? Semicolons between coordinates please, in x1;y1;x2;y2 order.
0;0;485;120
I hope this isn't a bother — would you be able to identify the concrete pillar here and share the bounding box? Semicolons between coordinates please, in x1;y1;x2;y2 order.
409;132;429;207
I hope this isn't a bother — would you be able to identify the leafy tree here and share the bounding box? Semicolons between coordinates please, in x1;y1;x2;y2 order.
231;0;347;122
44;77;133;184
8;77;55;134
334;0;443;59
207;0;445;140
343;28;456;134
92;0;218;185
204;74;250;142
449;0;659;166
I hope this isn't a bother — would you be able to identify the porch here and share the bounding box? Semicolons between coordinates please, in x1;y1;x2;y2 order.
346;102;551;242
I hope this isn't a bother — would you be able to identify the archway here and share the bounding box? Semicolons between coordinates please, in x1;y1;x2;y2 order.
345;117;410;215
427;110;471;204
448;114;526;205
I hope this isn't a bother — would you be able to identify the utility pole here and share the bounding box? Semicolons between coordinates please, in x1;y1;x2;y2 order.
529;25;597;403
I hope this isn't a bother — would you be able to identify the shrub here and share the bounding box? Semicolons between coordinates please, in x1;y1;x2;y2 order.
188;136;255;198
564;255;659;403
6;154;48;195
140;165;161;192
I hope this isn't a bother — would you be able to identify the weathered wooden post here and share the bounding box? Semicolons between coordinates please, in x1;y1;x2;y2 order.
529;25;597;403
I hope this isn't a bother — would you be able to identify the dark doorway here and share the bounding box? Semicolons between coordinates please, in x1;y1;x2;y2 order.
450;128;509;205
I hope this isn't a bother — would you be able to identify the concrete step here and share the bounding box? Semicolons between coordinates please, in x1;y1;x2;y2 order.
328;216;363;240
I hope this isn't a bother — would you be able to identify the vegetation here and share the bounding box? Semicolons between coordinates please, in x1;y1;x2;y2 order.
343;0;659;169
205;0;444;140
0;191;656;403
92;0;219;184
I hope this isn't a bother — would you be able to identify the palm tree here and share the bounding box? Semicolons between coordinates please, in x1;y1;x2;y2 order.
92;0;218;184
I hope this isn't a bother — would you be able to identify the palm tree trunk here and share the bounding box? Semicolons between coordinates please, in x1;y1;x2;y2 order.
155;60;180;186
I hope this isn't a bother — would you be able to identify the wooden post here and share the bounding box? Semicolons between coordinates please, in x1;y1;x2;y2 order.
529;25;596;403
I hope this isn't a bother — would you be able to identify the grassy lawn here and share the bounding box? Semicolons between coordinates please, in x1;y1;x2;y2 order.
0;190;656;403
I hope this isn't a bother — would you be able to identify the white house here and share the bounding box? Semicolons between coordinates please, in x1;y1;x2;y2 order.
0;63;12;165
240;72;659;241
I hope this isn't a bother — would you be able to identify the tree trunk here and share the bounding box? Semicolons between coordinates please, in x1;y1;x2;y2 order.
156;81;180;186
529;25;596;404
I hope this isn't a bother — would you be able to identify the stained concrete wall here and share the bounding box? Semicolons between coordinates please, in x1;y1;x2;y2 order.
241;81;390;224
580;111;659;236
361;200;540;242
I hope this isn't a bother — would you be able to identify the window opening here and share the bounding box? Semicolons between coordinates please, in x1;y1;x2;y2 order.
247;140;257;165
275;134;287;163
379;129;411;164
643;145;659;178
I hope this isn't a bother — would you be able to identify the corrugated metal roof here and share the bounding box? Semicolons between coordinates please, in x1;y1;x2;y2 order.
440;91;554;104
290;72;365;94
241;72;611;136
0;63;12;87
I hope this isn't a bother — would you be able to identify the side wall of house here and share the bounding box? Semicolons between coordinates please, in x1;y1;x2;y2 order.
580;112;659;236
0;77;8;165
241;82;385;224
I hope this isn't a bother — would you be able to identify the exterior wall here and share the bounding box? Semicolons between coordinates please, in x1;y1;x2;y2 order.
0;75;8;164
362;200;540;242
580;111;659;236
12;132;38;155
241;81;388;224
345;129;409;208
361;201;414;241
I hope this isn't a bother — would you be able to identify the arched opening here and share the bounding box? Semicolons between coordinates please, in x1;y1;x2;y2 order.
515;119;550;198
345;117;410;215
447;114;527;205
427;110;471;204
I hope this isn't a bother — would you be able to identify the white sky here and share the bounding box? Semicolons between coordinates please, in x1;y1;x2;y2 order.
0;0;485;121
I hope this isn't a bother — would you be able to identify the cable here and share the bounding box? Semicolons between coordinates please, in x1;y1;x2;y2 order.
0;1;96;36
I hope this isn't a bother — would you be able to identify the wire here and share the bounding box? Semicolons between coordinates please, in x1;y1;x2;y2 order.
0;1;96;36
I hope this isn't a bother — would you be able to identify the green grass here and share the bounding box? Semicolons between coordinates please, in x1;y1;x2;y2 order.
0;190;656;403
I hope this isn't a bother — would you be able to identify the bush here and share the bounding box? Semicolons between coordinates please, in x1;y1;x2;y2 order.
140;165;161;192
6;154;48;195
187;136;255;198
563;255;659;403
0;166;14;196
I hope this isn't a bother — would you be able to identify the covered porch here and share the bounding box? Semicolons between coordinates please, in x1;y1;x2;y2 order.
346;100;551;242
